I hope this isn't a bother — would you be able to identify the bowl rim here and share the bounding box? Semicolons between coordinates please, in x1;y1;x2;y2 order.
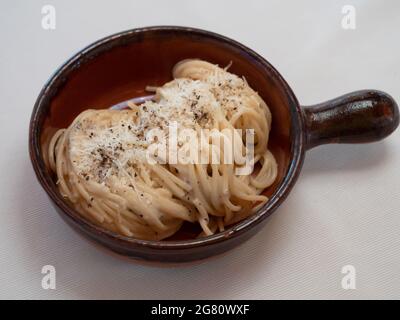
29;25;305;250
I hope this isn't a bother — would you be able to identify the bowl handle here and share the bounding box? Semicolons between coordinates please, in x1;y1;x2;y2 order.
301;90;399;150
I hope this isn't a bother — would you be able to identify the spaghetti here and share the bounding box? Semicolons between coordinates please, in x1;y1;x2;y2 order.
47;59;278;240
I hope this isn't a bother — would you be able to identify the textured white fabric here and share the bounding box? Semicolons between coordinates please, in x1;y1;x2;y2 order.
0;0;399;299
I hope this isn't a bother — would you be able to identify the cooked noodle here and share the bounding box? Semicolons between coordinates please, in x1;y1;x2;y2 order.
47;59;278;240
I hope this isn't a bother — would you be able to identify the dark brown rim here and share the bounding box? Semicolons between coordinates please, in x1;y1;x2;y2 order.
29;26;305;250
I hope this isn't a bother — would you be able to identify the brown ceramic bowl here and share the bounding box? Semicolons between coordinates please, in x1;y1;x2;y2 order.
29;26;399;263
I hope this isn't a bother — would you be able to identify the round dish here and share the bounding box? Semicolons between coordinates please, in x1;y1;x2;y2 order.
29;26;399;263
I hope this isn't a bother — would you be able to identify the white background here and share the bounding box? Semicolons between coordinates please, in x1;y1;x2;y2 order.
1;0;399;299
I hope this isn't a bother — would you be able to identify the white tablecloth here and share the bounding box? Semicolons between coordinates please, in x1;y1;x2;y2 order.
1;0;399;299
